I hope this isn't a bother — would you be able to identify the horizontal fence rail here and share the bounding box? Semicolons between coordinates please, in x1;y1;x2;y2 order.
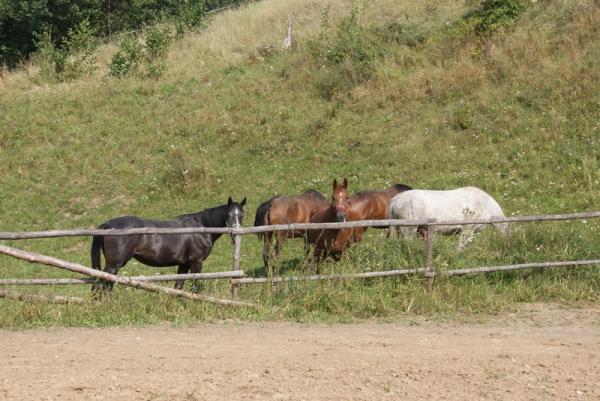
0;288;85;304
0;270;244;286
1;210;599;303
232;268;429;284
231;260;600;284
0;244;256;307
1;211;599;240
439;260;600;276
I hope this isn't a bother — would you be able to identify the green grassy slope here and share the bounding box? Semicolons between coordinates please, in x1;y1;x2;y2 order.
0;0;599;328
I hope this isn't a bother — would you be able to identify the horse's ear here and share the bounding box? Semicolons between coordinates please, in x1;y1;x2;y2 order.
240;197;247;207
342;178;348;189
333;178;338;189
227;197;233;205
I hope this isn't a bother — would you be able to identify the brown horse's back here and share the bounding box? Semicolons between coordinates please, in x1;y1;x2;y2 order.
268;192;326;237
346;184;413;242
349;185;412;220
257;190;328;271
349;191;390;220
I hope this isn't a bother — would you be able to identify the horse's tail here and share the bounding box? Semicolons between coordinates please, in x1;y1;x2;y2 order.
91;223;108;270
254;196;278;239
392;183;413;192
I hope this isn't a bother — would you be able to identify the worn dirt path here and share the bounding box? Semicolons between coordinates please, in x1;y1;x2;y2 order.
1;304;599;401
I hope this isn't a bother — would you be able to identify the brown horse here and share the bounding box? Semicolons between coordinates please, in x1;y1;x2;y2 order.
254;189;328;273
307;178;351;267
344;183;413;243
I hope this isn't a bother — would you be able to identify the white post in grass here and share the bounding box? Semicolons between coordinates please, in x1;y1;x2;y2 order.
231;233;242;298
283;18;292;49
425;224;435;280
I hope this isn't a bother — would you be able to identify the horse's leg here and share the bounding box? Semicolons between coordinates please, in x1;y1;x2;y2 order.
263;232;272;279
399;227;417;240
269;232;284;278
303;235;313;262
91;261;125;297
388;225;398;240
92;239;134;296
274;232;283;258
189;261;203;293
174;264;189;290
352;227;365;243
314;247;323;275
313;234;328;275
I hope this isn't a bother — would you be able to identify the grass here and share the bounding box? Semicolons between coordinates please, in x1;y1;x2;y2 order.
1;0;600;329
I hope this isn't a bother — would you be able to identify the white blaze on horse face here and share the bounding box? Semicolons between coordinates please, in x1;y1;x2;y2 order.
229;207;243;228
332;189;348;222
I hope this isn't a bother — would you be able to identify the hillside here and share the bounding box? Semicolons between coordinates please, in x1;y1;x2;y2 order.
0;0;599;327
1;0;599;227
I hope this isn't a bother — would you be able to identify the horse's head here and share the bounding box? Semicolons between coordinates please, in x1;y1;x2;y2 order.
226;197;247;233
331;178;349;222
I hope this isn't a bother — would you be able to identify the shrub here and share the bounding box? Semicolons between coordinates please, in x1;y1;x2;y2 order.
61;19;98;80
109;26;171;79
109;36;144;77
379;21;426;48
32;31;65;83
308;5;384;100
468;0;527;36
32;20;97;82
176;0;206;34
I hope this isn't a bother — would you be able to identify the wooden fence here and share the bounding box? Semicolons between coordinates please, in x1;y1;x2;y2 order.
0;211;599;304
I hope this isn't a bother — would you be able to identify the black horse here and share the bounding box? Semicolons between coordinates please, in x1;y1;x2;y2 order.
91;197;246;293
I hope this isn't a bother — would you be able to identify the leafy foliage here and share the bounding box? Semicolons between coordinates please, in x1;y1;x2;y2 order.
309;5;385;99
467;0;527;36
109;26;172;79
32;19;97;82
109;36;144;77
0;0;247;68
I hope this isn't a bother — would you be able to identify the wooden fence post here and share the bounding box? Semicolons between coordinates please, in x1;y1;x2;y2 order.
425;224;435;280
231;233;242;298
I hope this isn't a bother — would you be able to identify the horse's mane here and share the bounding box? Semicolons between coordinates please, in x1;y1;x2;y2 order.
301;189;326;201
175;204;231;227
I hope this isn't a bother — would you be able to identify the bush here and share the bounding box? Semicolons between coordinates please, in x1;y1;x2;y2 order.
109;26;172;79
378;21;426;48
308;5;384;100
32;20;97;82
32;31;65;83
110;37;144;77
177;0;206;34
61;20;98;80
468;0;527;36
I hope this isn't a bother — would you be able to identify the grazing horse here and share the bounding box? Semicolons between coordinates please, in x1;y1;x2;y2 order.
91;197;246;293
254;190;328;273
345;183;413;243
307;178;351;266
388;187;508;249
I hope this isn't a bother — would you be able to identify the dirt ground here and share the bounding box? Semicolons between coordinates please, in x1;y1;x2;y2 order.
1;304;599;401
